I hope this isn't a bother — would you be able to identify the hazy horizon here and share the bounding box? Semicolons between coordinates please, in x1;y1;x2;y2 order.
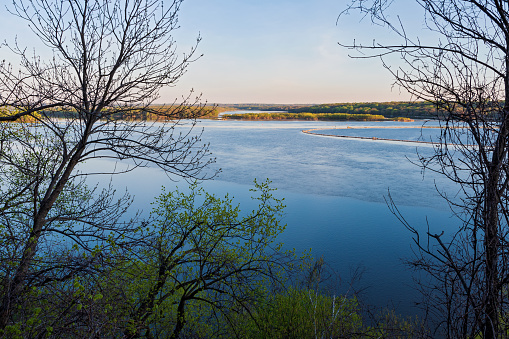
205;100;418;105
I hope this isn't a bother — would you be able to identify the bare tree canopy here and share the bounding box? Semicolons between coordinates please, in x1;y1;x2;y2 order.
0;0;216;334
3;0;193;113
342;1;509;338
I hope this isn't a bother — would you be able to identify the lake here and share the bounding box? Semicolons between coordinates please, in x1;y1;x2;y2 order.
81;119;461;318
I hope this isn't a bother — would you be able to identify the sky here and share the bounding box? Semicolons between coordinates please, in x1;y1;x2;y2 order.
0;0;429;104
165;0;427;104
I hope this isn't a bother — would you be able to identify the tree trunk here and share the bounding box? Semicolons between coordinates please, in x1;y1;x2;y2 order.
485;178;499;339
483;116;509;338
0;142;87;329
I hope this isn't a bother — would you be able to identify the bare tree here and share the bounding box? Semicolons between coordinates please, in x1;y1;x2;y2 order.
0;0;214;334
342;1;509;338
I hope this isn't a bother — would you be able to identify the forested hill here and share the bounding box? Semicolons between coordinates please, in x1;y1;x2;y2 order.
287;101;437;119
218;103;313;111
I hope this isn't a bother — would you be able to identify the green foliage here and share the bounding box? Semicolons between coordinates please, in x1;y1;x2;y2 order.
374;310;430;339
66;180;293;338
230;287;363;338
224;287;430;339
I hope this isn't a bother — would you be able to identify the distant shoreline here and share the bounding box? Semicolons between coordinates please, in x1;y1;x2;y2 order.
212;101;438;120
36;102;439;121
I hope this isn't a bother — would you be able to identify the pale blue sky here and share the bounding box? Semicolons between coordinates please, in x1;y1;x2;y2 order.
167;0;427;104
0;0;428;104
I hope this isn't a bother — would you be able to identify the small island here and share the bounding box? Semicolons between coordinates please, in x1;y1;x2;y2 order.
222;111;413;122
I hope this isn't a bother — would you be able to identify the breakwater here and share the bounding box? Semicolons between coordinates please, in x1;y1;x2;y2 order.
302;126;440;145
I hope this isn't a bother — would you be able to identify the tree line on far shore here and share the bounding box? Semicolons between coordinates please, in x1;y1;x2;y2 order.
222;111;412;121
40;102;421;122
287;101;437;118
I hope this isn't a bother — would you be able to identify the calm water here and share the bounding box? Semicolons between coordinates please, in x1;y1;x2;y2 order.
81;119;461;318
